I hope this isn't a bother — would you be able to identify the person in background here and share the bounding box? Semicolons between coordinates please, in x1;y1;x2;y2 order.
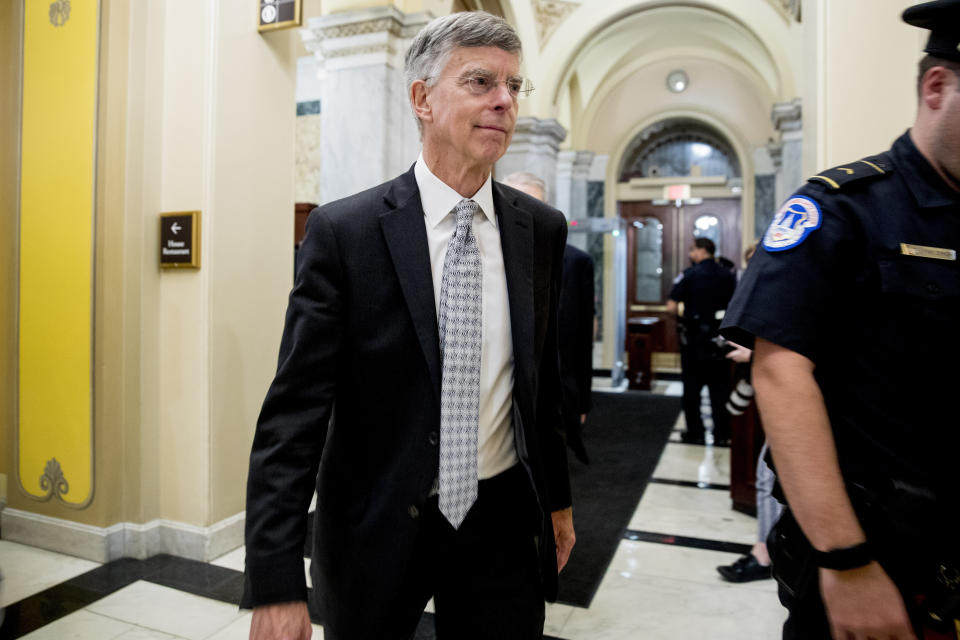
721;2;960;637
666;237;736;446
503;172;595;464
717;242;781;583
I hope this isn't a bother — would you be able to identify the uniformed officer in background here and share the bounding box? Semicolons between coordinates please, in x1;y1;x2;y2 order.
721;1;960;638
666;237;736;446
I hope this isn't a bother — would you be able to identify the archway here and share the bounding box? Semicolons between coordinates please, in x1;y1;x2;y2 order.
617;117;744;378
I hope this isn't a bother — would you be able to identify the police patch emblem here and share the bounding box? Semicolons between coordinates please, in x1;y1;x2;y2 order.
762;196;822;252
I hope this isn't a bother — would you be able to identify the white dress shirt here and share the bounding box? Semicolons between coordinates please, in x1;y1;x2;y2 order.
414;155;518;480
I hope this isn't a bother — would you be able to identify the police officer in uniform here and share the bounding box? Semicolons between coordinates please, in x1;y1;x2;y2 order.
721;2;960;638
667;237;736;446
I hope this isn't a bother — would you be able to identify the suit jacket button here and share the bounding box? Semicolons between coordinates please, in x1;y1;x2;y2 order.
408;504;420;519
428;431;439;446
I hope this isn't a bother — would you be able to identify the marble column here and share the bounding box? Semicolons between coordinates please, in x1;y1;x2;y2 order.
495;117;566;206
302;7;431;204
771;98;803;210
553;149;594;219
569;150;595;221
554;150;574;217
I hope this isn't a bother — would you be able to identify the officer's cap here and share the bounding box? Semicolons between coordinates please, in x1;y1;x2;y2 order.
903;0;960;62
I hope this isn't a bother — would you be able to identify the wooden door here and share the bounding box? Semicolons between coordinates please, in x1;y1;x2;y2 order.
621;197;741;357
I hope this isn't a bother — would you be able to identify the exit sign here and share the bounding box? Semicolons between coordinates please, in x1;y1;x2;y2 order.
663;184;691;201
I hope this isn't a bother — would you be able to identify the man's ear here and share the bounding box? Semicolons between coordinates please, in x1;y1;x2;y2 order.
411;80;432;124
921;66;950;111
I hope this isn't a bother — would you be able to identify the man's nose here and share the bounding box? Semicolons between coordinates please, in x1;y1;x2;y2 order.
489;82;514;110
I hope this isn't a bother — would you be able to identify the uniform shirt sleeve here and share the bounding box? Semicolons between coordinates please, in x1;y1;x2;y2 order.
668;271;687;302
720;188;859;363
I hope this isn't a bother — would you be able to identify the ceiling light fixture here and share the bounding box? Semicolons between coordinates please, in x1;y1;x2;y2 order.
666;69;689;93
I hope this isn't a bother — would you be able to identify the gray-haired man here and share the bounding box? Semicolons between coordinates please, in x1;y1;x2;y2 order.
242;11;575;640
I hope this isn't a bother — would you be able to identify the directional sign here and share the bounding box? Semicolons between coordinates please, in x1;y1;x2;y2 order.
160;211;201;269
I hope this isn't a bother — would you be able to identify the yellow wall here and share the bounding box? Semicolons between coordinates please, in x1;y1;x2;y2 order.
7;0;297;536
8;0;136;527
19;0;98;508
0;0;23;508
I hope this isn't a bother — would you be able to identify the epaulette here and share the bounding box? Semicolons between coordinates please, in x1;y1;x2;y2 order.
807;153;894;191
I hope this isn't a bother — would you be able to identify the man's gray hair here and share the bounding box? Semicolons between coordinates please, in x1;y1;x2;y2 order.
503;171;545;192
404;11;522;122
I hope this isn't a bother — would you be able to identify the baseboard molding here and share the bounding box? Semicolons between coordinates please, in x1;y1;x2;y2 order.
0;508;245;563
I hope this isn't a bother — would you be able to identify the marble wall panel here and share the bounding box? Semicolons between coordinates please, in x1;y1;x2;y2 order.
754;174;776;240
776;132;803;205
320;64;419;204
295;112;322;204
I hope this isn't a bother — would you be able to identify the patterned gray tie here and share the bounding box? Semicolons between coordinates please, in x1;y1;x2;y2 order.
437;199;483;529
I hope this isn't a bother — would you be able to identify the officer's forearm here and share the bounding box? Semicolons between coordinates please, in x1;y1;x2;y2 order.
752;338;866;552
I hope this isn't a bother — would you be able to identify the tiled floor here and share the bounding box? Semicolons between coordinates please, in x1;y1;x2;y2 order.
1;389;786;640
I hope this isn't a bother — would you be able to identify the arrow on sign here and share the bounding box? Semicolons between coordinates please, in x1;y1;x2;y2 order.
171;222;182;234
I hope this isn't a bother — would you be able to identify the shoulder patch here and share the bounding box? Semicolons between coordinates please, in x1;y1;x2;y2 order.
762;196;822;252
807;153;893;191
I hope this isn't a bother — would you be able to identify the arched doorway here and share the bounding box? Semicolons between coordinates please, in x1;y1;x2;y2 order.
619;118;743;375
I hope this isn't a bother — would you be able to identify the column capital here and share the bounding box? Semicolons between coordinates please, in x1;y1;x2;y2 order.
572;150;595;175
556;149;576;170
509;117;567;154
301;6;432;72
771;98;802;134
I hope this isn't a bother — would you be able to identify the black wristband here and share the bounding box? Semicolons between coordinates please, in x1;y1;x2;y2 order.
813;542;872;570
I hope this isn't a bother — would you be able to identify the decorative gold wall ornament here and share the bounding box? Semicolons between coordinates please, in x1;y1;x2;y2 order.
39;458;71;502
532;0;578;48
49;0;71;27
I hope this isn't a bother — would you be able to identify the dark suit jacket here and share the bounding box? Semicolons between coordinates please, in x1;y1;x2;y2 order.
240;166;571;633
557;245;595;463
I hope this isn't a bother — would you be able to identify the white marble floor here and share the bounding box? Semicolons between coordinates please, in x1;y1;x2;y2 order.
2;407;786;640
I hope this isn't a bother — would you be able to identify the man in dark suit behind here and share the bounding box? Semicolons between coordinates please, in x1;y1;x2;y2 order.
242;12;575;640
503;172;595;464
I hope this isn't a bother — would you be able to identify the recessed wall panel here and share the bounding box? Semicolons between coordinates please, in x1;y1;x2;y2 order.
18;0;99;507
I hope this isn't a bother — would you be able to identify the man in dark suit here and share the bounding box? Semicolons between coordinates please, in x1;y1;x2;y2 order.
242;12;575;640
503;172;595;464
557;244;595;464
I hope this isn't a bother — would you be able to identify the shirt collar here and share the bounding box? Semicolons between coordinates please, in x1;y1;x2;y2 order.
893;130;960;210
414;153;497;229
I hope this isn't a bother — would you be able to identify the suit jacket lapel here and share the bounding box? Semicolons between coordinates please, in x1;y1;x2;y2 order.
494;182;535;399
379;167;442;402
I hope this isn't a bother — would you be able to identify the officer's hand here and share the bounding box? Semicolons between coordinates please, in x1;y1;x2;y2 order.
249;601;312;640
819;561;917;640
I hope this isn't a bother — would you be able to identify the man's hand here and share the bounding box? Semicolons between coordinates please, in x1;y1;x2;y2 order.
580;414;587;425
819;561;917;640
551;507;575;572
249;601;312;640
